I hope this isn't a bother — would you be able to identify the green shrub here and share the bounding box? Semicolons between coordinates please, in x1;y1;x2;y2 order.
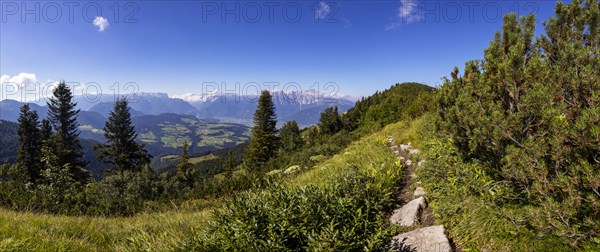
186;170;396;251
434;1;599;248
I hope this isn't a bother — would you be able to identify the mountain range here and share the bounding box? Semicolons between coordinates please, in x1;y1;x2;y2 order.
178;90;356;126
2;91;356;127
0;91;356;175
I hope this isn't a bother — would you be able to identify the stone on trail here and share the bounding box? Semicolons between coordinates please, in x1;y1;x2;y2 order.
390;197;426;226
413;187;426;198
399;144;412;152
392;225;451;252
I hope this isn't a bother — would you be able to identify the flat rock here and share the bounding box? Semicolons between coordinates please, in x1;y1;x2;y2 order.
413;187;426;198
392;225;451;252
390;197;425;226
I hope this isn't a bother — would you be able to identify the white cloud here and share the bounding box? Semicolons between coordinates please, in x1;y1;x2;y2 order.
0;72;37;88
0;75;9;85
93;16;109;31
385;0;421;30
315;2;331;20
0;73;41;102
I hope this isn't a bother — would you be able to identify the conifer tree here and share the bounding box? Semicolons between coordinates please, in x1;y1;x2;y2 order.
436;0;599;244
95;98;150;174
223;150;236;177
177;141;191;176
243;90;278;171
279;120;303;152
16;104;42;184
40;119;52;145
47;81;89;183
319;106;342;135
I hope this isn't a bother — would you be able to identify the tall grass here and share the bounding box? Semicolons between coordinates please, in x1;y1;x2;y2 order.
0;206;212;251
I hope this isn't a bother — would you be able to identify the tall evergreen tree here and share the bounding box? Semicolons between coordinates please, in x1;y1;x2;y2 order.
47;81;89;183
95;98;150;174
279;120;303;152
177;141;191;176
16;104;42;184
223;150;236;178
243;90;278;171
40;119;52;145
319;106;342;135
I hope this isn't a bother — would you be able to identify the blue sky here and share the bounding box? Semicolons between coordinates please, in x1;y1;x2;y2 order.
1;0;560;101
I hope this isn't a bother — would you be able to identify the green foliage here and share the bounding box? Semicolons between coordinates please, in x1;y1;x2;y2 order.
222;150;236;178
176;141;191;175
243;90;279;171
95;98;150;174
0;120;19;163
39;119;52;144
83;166;160;216
16;104;42;184
37;147;82;214
278;120;303;152
318;106;343;135
434;1;599;248
185;123;405;251
343;82;435;132
47;81;90;183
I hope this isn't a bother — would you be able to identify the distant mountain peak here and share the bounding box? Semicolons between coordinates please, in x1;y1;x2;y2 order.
135;92;170;99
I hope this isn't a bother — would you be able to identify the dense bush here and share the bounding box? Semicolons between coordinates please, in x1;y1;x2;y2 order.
185;153;401;250
434;0;599;248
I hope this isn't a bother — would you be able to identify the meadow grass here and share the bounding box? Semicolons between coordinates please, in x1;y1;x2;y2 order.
0;206;212;251
291;121;406;187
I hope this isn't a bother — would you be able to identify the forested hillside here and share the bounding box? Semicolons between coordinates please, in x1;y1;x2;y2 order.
0;120;18;163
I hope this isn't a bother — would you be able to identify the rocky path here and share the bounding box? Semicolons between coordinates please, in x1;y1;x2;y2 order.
387;137;452;252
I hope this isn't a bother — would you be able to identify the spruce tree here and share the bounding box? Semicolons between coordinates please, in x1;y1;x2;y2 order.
16;104;42;184
95;98;150;174
40;119;52;145
319;106;342;135
223;150;236;178
47;81;89;183
243;90;278;171
279;120;303;152
177;141;191;176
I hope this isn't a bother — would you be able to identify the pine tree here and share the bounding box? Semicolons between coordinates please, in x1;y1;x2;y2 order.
436;0;600;244
319;106;342;135
223;150;236;178
243;90;278;171
16;104;42;184
40;119;52;145
177;141;191;176
47;81;89;183
279;120;303;152
95;98;150;174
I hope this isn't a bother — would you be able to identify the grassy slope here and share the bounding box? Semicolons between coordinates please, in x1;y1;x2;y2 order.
0;209;211;251
0;122;410;251
292;121;407;187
